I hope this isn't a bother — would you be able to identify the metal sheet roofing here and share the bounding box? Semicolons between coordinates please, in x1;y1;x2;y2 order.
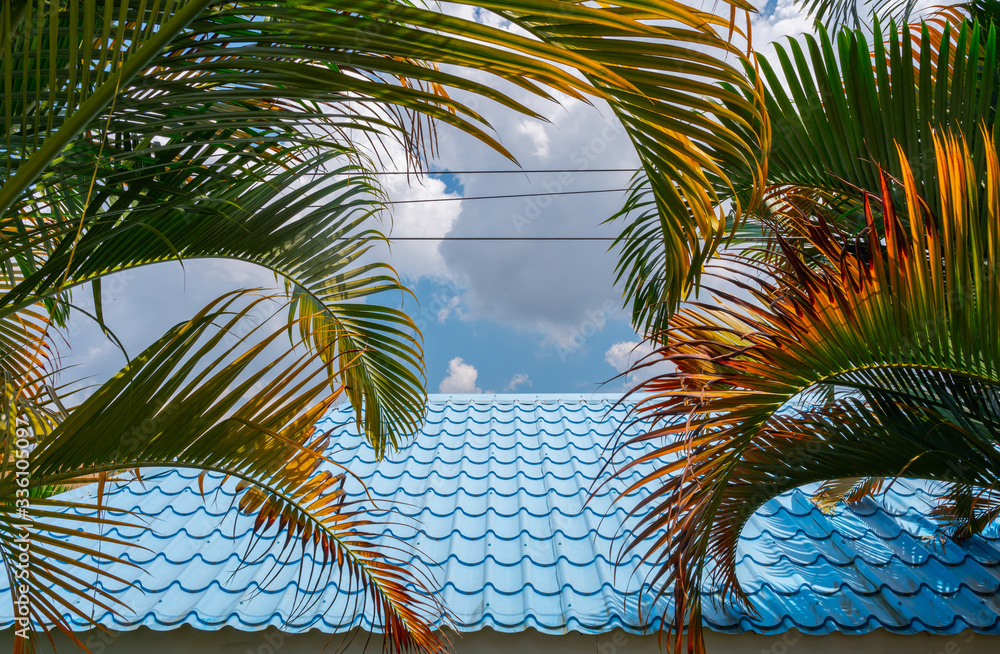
3;395;1000;636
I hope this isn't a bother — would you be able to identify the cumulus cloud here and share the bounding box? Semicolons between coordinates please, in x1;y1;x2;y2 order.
605;341;655;373
435;93;637;343
750;0;814;69
605;341;673;386
55;4;829;402
504;372;531;392
439;357;482;393
516;119;551;158
361;152;464;283
436;295;461;323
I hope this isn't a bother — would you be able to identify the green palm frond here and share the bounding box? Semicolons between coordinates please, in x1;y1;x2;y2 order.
2;154;428;452
748;19;997;216
2;0;766;446
612;16;999;334
796;0;920;31
611;130;1000;653
11;291;452;653
8;145;416;455
0;1;774;651
287;285;425;458
962;0;1000;28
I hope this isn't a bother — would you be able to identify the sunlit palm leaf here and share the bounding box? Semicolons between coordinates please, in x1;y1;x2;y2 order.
611;131;1000;653
3;0;765;446
2;154;428;452
287;286;425;458
499;0;767;323
0;275;61;448
0;497;143;653
744;19;998;217
962;0;1000;28
614;16;998;334
14;291;450;653
796;0;920;30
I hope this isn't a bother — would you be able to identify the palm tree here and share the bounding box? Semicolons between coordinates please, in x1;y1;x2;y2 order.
0;1;767;652
609;3;1000;652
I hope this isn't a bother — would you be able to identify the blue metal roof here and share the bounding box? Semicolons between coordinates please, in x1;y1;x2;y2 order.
4;395;1000;636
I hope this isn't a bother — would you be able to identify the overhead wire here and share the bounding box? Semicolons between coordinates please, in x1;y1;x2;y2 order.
377;237;616;241
375;168;639;175
383;187;629;205
363;168;641;241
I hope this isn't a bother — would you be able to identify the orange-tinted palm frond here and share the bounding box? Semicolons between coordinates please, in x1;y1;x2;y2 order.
0;495;148;654
232;412;455;653
7;291;448;653
0;276;62;453
743;17;997;233
238;472;452;654
925;483;1000;538
924;1;1000;38
609;129;1000;653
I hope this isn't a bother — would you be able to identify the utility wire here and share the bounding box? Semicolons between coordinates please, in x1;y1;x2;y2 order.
312;184;639;241
376;168;639;175
363;178;636;240
384;187;629;205
381;237;616;241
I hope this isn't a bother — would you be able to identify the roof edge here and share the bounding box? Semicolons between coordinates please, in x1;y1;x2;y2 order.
424;393;647;403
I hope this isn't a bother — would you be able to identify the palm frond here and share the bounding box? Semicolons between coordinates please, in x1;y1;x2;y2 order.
748;19;998;214
611;130;1000;653
962;0;1000;28
3;155;428;452
7;290;450;653
796;0;920;31
3;0;767;446
613;15;999;335
505;0;767;323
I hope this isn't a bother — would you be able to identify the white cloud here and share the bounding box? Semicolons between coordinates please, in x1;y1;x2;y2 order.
365;163;464;283
516;119;551;158
605;341;655;373
439;357;482;393
605;341;674;386
750;0;814;71
436;295;461;323
435;89;638;341
504;372;531;392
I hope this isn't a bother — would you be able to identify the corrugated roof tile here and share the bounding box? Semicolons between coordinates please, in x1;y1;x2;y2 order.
2;395;999;638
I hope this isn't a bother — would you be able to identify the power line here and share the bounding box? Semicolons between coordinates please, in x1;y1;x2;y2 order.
384;187;629;205
383;236;615;241
376;168;639;175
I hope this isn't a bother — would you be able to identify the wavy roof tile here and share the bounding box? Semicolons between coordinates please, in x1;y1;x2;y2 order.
3;394;1000;637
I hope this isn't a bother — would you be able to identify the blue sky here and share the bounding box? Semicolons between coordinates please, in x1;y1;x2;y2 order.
57;0;816;400
399;278;646;393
